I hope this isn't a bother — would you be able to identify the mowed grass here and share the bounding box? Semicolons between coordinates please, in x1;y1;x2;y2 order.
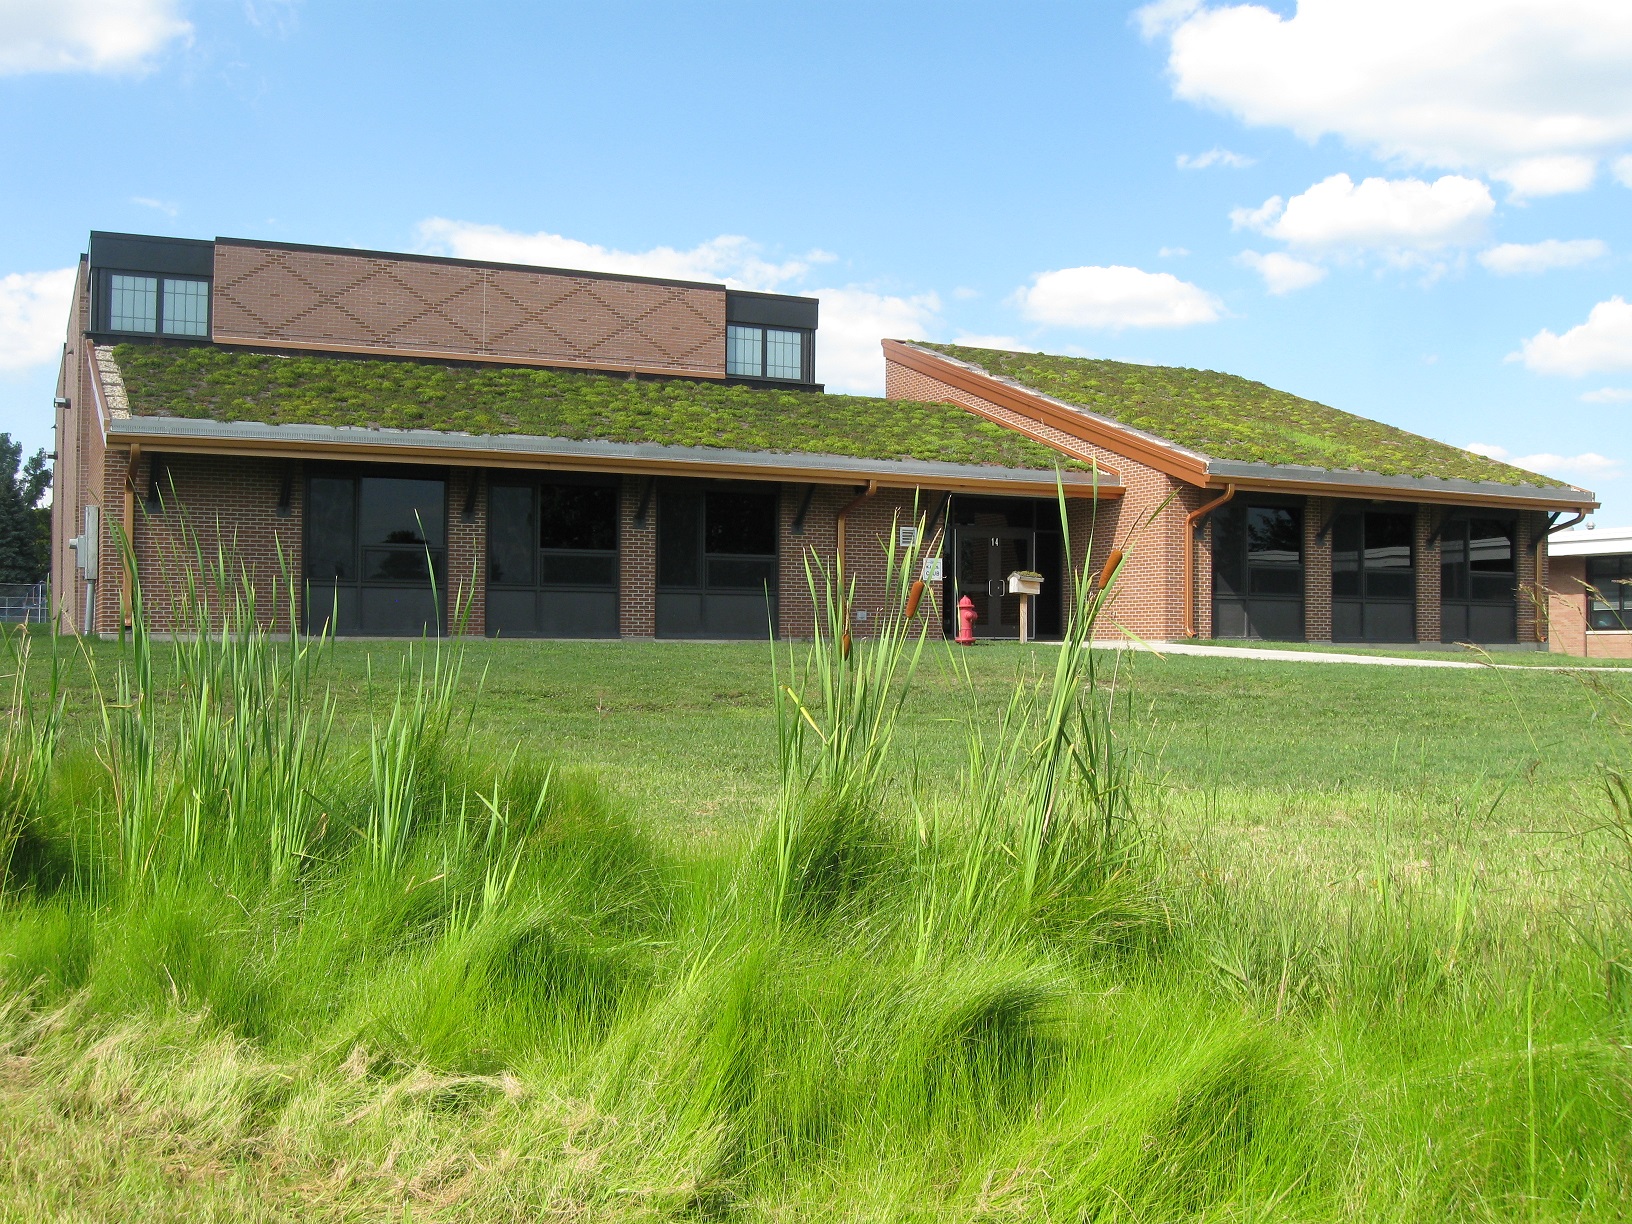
4;606;1632;1222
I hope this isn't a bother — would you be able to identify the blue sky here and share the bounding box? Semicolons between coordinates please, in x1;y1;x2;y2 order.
2;1;1629;518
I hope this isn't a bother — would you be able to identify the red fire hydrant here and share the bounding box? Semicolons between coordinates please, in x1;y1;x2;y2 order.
955;595;978;645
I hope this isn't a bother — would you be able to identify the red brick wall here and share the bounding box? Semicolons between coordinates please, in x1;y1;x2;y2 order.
1304;496;1333;642
98;452;304;632
1415;505;1443;643
1546;551;1632;658
447;467;485;635
212;243;727;377
619;475;656;637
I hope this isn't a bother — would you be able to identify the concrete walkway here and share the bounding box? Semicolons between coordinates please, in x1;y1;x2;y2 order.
1093;639;1617;672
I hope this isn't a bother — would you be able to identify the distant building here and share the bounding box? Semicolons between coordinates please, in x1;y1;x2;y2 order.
53;230;1596;647
1547;526;1632;658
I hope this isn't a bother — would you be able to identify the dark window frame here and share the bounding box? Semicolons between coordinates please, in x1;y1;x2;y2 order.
1439;515;1517;604
657;482;779;595
96;267;212;337
487;475;620;591
1332;510;1415;601
1587;554;1632;631
303;467;449;589
725;323;812;382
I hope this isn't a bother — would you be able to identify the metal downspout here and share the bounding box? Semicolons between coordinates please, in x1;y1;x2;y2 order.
1183;484;1236;639
835;481;880;584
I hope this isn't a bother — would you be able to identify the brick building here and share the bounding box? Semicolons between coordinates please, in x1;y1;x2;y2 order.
1546;526;1632;659
52;230;1597;649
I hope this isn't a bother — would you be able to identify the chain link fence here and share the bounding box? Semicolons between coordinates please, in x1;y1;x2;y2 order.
0;582;48;623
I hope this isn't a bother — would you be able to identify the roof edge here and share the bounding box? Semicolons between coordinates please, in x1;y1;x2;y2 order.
1204;458;1596;510
105;415;1119;497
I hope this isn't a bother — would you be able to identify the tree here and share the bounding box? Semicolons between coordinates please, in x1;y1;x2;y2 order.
0;435;51;585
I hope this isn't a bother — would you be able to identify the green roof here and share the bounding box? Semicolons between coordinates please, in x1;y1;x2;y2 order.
914;343;1567;489
110;343;1084;472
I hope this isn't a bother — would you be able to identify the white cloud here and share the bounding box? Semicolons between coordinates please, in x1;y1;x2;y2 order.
0;268;76;371
1237;250;1327;294
950;334;1029;352
1232;173;1494;252
415;219;831;292
1582;387;1632;402
1615;155;1632;187
1014;265;1222;329
0;0;191;75
1141;0;1632;192
1158;246;1191;258
812;288;940;395
1492;155;1597;198
1478;238;1607;274
1176;148;1255;170
131;196;178;217
1515;297;1632;376
1466;442;1620;480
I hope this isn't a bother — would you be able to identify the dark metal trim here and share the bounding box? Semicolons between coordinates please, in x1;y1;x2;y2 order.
462;472;479;522
634;477;655;528
791;484;817;535
276;465;293;518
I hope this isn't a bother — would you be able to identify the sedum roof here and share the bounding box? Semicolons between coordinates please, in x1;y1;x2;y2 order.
110;343;1088;473
913;342;1569;489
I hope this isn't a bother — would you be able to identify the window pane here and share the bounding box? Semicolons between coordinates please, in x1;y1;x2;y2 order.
1468;519;1514;573
706;490;777;555
1586;556;1632;613
359;477;446;549
488;484;535;585
110;275;157;332
161;278;210;336
1364;513;1413;569
1440;525;1468;600
538;483;617;551
365;548;444;583
1331;513;1361;598
765;328;803;380
1470;573;1515;602
1367;572;1414;600
708;557;777;590
540;553;616;587
306;477;355;580
658;489;702;587
726;325;763;376
1247;507;1300;569
1212;504;1246;597
1249;567;1303;596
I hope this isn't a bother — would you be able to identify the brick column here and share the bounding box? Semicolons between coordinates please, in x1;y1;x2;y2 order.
1415;504;1442;643
446;467;485;636
1516;510;1540;643
1304;496;1333;642
96;447;132;633
620;475;656;637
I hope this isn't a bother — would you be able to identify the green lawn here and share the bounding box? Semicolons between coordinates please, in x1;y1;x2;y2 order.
4;631;1630;1220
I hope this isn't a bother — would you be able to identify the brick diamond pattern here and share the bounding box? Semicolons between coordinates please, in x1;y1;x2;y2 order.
212;245;726;375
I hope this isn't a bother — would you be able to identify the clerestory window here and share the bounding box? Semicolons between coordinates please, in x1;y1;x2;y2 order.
104;273;210;336
726;324;807;381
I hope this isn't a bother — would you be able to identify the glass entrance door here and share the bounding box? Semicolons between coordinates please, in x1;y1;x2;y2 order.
953;528;1034;639
305;470;446;636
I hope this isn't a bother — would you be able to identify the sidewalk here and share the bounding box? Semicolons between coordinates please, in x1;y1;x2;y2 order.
1092;639;1617;672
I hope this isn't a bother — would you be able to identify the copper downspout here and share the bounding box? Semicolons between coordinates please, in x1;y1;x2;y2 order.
1536;510;1588;645
1182;484;1236;639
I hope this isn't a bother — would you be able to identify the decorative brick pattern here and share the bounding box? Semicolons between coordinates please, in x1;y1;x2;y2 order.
212;244;727;376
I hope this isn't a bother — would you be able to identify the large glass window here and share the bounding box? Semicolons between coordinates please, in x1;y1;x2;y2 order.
1333;512;1413;599
1212;501;1304;640
162;278;210;336
304;470;446;637
1587;555;1632;630
726;323;806;380
1246;507;1302;594
1442;517;1515;603
106;272;211;335
110;275;157;333
656;482;779;639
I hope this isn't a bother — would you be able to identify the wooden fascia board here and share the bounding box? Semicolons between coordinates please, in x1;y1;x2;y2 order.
1203;476;1595;513
884;340;1210;484
210;333;727;382
104;431;1119;500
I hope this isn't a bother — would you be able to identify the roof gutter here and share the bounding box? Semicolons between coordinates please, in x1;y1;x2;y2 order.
1183;484;1236;639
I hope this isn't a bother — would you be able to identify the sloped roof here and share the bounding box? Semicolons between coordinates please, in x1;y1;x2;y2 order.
911;342;1572;491
109;343;1088;473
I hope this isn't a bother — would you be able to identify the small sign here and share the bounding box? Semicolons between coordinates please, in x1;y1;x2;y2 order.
921;556;944;582
897;525;919;549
